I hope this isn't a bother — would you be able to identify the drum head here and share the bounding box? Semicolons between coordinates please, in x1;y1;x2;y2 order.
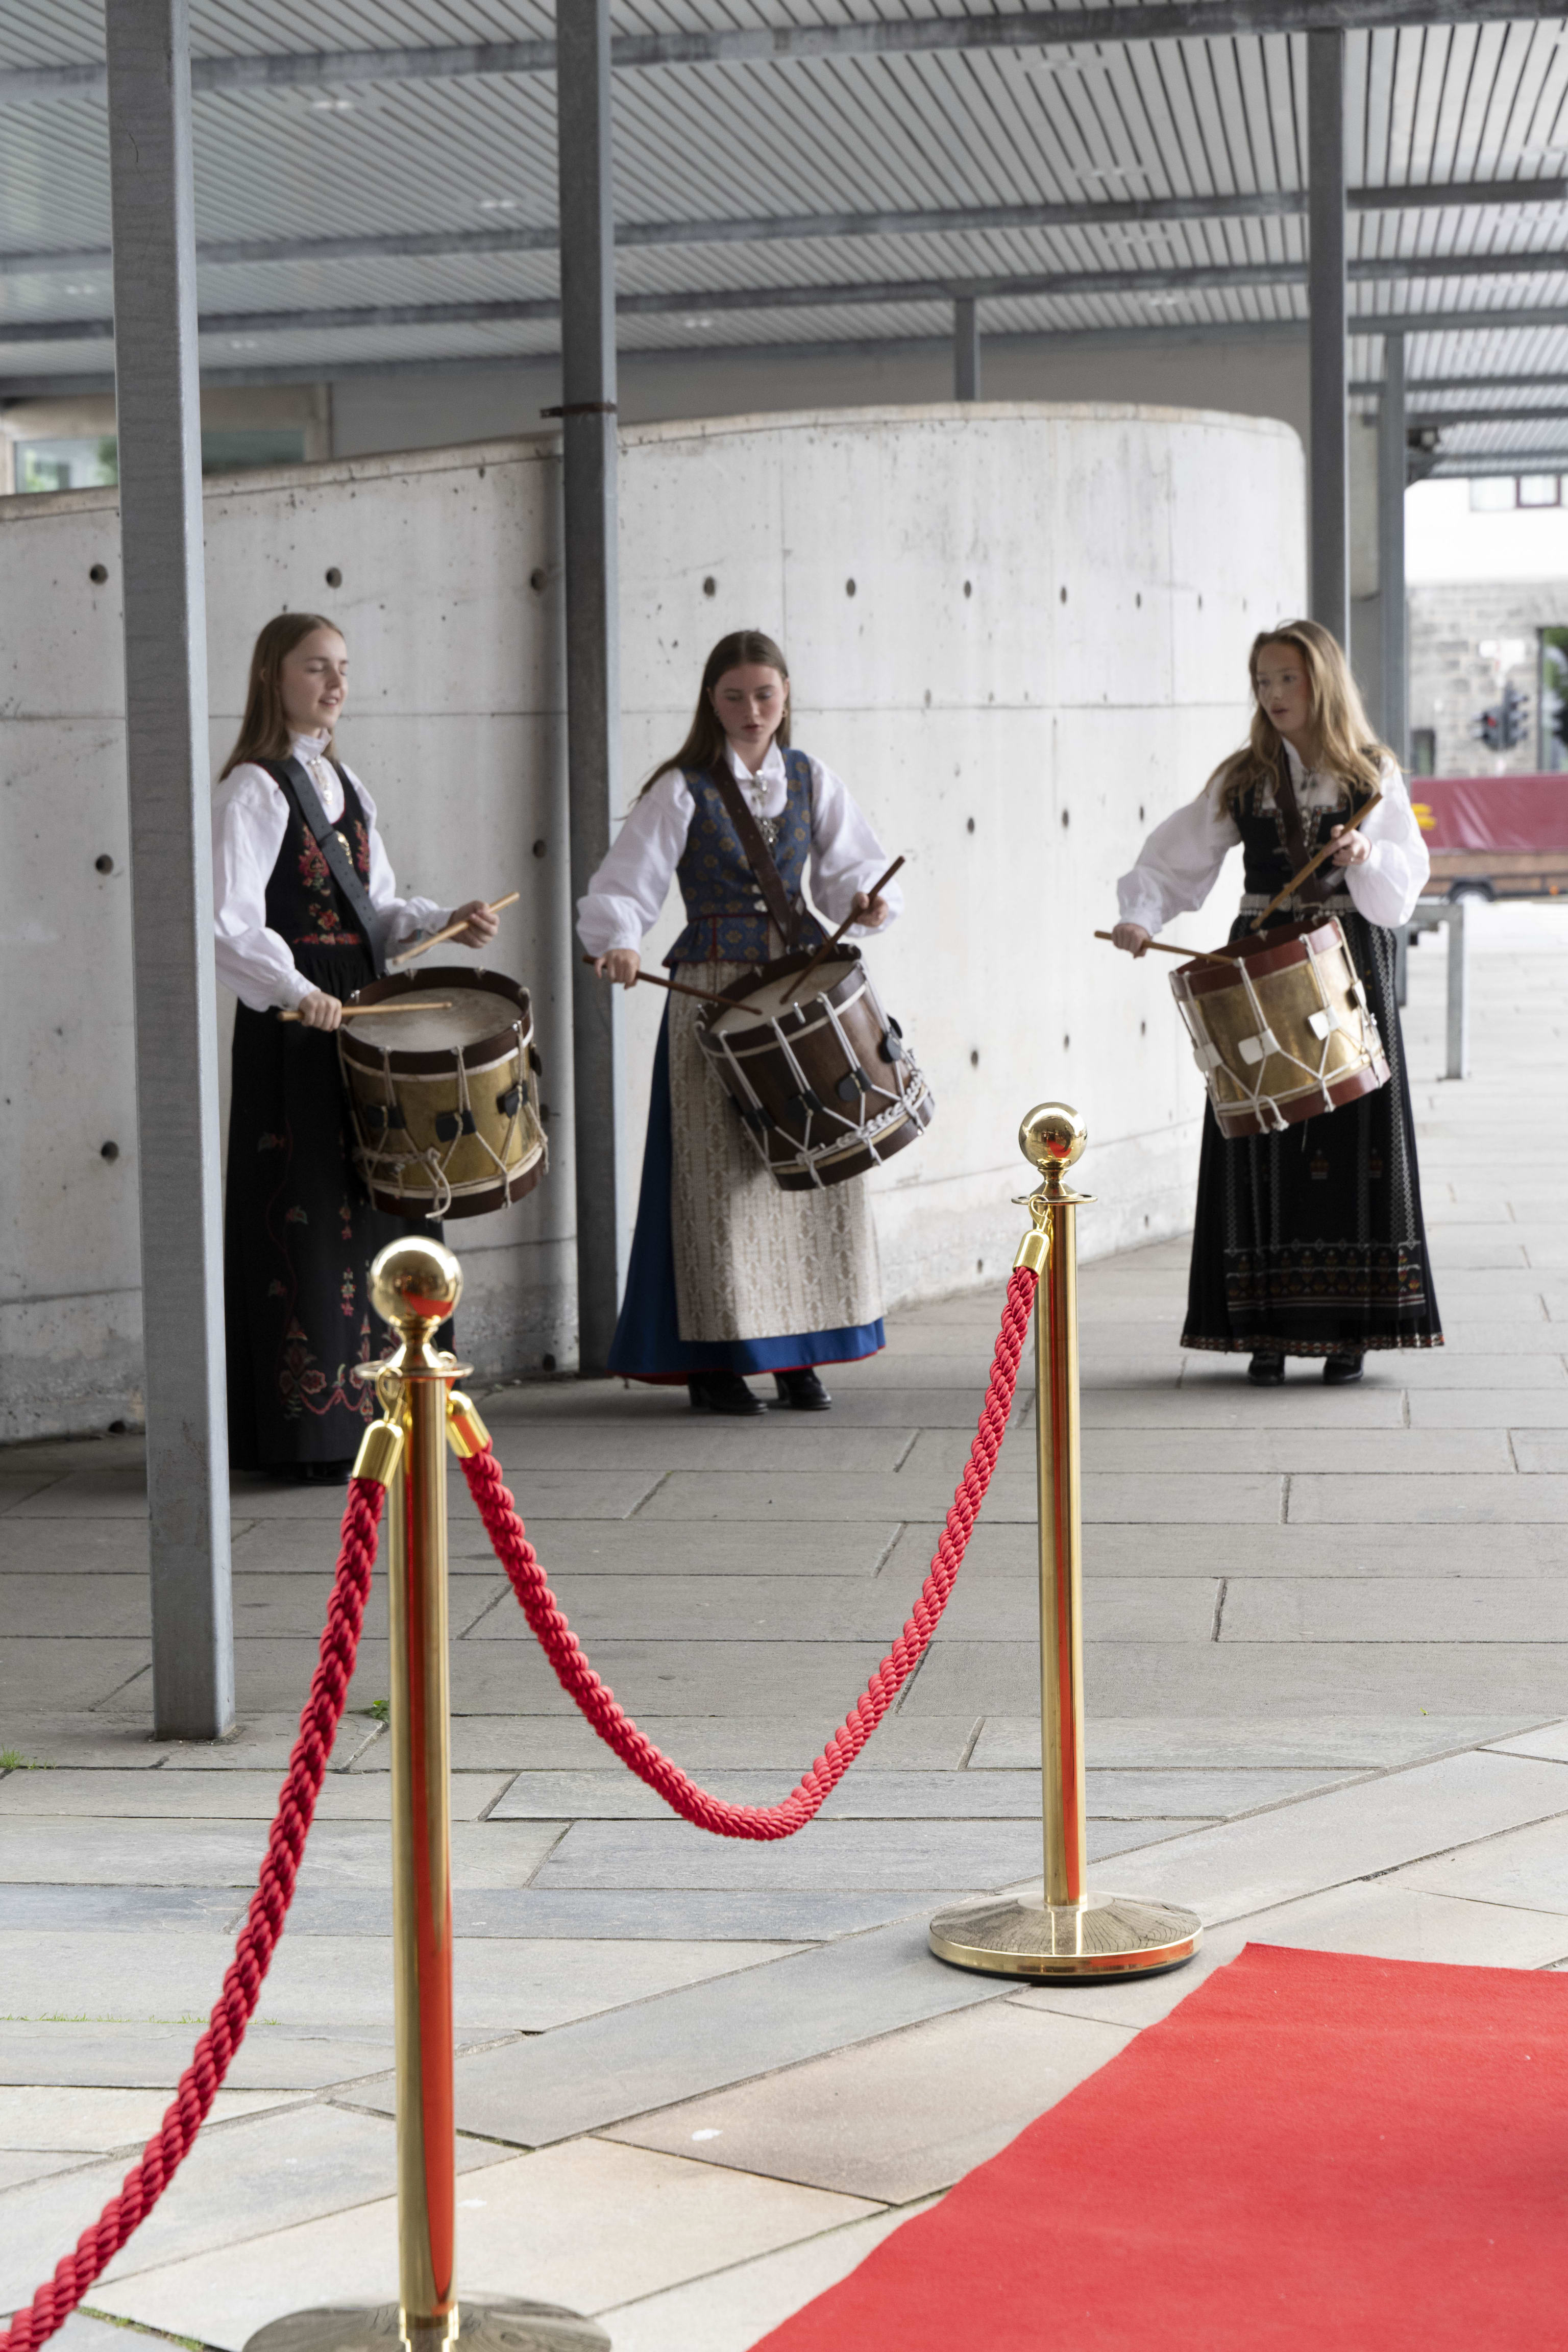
340;965;531;1072
708;954;860;1037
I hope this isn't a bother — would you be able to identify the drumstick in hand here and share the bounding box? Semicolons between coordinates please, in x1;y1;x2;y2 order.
280;1000;455;1023
783;855;905;1004
1094;931;1219;960
580;956;750;1012
1248;793;1383;933
386;891;520;969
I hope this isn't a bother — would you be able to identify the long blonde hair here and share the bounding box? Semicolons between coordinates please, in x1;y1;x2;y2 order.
638;629;792;798
220;612;342;778
1207;620;1387;814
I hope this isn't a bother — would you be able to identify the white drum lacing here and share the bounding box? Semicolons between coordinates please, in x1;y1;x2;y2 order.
353;1026;531;1218
710;973;926;1187
1181;936;1382;1132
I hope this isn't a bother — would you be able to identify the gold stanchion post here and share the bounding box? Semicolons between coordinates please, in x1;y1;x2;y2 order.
245;1241;609;2352
930;1106;1203;1980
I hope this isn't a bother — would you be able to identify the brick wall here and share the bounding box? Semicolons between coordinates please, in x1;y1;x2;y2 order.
1408;580;1568;776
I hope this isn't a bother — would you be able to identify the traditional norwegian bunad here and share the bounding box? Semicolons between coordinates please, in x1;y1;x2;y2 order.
213;731;451;1472
578;739;902;1383
1117;741;1443;1361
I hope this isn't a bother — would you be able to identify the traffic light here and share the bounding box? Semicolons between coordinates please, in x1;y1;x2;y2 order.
1552;697;1568;750
1501;681;1531;751
1471;704;1503;751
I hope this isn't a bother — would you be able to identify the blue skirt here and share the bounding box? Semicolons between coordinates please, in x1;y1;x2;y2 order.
608;1002;886;1382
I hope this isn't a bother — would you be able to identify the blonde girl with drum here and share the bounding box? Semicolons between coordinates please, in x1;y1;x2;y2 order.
1112;619;1442;1382
578;629;901;1414
213;612;497;1478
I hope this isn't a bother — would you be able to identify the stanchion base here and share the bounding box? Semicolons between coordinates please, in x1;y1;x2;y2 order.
244;2298;609;2352
929;1891;1202;1980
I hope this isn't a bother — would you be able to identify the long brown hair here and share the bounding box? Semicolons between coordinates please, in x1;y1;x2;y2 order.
638;629;792;798
1207;620;1388;815
220;612;343;778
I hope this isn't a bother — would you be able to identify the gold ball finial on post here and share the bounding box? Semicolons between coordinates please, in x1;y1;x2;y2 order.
370;1238;463;1357
1019;1101;1087;1184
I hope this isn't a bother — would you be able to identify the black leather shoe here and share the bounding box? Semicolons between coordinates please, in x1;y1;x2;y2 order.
1247;1353;1286;1385
687;1370;765;1416
1324;1355;1365;1384
774;1368;831;1411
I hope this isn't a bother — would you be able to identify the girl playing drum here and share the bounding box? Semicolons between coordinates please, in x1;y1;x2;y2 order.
213;612;498;1478
579;629;901;1414
1112;619;1442;1382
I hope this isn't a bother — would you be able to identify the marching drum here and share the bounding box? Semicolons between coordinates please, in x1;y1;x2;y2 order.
338;965;547;1218
696;946;934;1192
1170;915;1389;1140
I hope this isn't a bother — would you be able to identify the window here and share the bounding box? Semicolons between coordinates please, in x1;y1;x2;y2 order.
1467;474;1568;511
1520;475;1562;508
12;427;307;495
1410;727;1436;779
1540;628;1568;773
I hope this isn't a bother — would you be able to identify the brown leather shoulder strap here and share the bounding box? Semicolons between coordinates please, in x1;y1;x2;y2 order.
708;763;799;946
1272;753;1334;905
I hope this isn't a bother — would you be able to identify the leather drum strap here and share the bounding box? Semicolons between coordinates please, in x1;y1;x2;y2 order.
709;765;800;950
267;755;390;973
1271;755;1335;907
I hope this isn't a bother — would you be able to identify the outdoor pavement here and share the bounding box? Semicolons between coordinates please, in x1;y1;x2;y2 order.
4;901;1568;2352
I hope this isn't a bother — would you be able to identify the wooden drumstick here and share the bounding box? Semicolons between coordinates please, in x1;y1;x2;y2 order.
1247;793;1383;933
279;1000;455;1023
580;955;750;1012
1094;930;1224;961
386;891;520;969
783;855;905;1004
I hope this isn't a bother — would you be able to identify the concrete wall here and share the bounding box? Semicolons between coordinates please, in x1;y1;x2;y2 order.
0;401;1305;1440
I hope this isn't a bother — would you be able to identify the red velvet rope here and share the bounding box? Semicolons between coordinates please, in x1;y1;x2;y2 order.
2;1477;386;2352
460;1264;1037;1840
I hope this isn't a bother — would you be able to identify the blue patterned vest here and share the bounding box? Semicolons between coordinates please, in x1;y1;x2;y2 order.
667;749;829;967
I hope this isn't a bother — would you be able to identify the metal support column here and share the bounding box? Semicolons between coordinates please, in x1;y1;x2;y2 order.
1378;331;1408;763
953;297;981;400
105;0;233;1740
1307;28;1349;646
556;0;625;1374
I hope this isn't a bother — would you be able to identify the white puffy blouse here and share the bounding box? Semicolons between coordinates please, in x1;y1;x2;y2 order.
575;739;903;957
1116;742;1430;938
212;732;449;1012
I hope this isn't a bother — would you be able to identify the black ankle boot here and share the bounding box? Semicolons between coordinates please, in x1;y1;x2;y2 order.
1324;1355;1365;1384
1247;1352;1286;1385
687;1370;765;1416
774;1368;831;1411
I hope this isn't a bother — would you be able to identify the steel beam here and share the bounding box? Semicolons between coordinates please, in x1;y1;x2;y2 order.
557;0;625;1380
1309;29;1350;644
104;0;233;1741
9;175;1568;283
1378;332;1408;762
5;4;1563;106
953;297;981;400
1430;450;1568;473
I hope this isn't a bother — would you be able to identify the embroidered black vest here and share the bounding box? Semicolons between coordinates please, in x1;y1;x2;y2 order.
667;750;827;966
258;763;376;953
1235;765;1352;903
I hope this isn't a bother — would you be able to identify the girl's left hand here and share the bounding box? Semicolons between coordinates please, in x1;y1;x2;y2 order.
1329;825;1372;868
851;890;891;929
452;898;501;946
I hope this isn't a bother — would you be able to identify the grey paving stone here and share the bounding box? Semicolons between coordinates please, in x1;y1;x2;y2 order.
0;1521;153;1572
226;1576;393;1641
1511;1431;1568;1471
462;1574;927;1646
284;1887;935;1940
601;1999;1133;2202
2;1472;150;1518
1288;1472;1568;1523
0;1475;69;1518
489;1770;1049;1822
461;1425;923;1472
386;1919;1020;2146
0;1817;565;1889
0;1640;150;1713
1;1885;247;1933
447;1638;894;1719
1089;1431;1515;1475
636;1470;1283;1524
1079;1767;1362;1816
348;1712;978;1774
446;1520;904;1579
1395;1812;1568;1914
1410;1391;1568;1428
220;1637;389;1716
0;2022;394;2090
531;1818;1049;1892
0;2149;95;2188
1221;1576;1568;1643
230;1471;663;1523
0;1768;507;1823
880;1517;1568;1582
1085;1750;1568;1925
0;1714;383;1774
1079;1386;1404;1428
914;1638;1568;1716
969;1713;1538;1768
45;2314;173;2352
1486;1718;1568;1762
1379;1352;1567;1387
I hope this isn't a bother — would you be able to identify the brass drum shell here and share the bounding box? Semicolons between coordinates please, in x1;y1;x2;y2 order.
1170;916;1390;1140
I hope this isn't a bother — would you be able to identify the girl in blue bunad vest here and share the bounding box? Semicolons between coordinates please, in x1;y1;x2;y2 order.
577;630;902;1416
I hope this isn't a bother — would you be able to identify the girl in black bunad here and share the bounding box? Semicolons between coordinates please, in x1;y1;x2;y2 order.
213;612;498;1479
578;629;901;1417
1113;618;1442;1383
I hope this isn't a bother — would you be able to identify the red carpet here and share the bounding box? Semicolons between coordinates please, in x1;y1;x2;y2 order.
750;1943;1568;2349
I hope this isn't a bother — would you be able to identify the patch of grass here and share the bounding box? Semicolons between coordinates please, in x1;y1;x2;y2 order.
0;1748;52;1770
364;1698;390;1723
83;2306;208;2352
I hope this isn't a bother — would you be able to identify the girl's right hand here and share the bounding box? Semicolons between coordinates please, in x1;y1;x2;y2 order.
595;949;641;987
1111;923;1153;959
296;990;344;1030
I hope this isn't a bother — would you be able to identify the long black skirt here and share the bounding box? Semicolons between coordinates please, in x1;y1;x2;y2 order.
224;941;434;1472
1183;909;1443;1359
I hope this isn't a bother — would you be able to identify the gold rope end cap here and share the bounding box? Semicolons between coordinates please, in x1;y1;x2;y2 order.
1013;1228;1050;1275
447;1390;492;1461
352;1418;405;1488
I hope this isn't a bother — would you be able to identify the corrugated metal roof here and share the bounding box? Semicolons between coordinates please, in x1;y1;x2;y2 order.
3;2;1568;438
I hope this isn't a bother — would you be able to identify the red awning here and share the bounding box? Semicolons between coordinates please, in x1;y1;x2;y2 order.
1411;774;1568;853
